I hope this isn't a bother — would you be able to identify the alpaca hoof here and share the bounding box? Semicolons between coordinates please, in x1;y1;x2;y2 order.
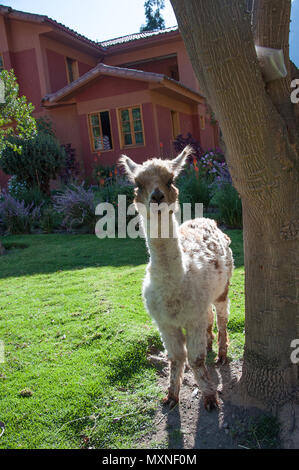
203;392;220;411
215;354;228;365
162;392;179;409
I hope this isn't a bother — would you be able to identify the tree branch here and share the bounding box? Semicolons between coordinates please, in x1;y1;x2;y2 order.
253;0;297;143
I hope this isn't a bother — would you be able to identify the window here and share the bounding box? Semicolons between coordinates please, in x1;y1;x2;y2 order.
171;110;180;139
119;106;144;147
200;115;206;130
0;55;4;72
66;57;79;83
88;111;113;152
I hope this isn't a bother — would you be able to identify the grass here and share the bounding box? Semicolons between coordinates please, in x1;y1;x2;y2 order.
0;229;244;449
231;414;280;449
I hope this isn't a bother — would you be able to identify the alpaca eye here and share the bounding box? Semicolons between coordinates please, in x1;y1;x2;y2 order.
136;183;143;191
167;179;174;188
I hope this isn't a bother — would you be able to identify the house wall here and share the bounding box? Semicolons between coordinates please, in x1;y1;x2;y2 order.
104;39;200;93
74;76;159;179
40;36;97;94
74;76;207;180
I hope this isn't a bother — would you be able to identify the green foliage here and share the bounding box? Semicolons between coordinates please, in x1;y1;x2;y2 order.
36;116;56;138
40;207;62;234
96;182;134;207
212;183;243;228
9;179;50;207
0;69;36;154
0;132;66;194
93;163;118;185
140;0;165;32
177;166;212;214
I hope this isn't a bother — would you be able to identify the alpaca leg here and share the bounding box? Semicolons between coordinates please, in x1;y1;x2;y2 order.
215;295;230;365
159;326;187;408
207;304;215;352
186;326;219;411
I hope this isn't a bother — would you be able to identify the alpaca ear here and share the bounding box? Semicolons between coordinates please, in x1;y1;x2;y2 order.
171;145;194;177
118;155;139;183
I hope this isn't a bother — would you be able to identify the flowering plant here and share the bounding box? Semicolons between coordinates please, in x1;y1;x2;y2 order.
0;191;41;234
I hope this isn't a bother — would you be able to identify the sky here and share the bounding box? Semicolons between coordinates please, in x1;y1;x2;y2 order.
1;0;298;66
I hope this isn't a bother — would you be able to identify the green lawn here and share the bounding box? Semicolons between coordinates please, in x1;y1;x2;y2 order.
0;230;244;449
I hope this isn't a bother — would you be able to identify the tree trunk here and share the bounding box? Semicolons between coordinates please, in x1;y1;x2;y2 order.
170;0;298;410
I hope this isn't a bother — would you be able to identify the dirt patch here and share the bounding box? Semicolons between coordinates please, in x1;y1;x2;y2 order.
139;352;283;449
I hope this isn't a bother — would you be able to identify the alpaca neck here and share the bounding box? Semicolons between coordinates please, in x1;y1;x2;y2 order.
143;212;185;277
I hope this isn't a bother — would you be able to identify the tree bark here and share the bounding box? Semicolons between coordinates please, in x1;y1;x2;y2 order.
171;0;298;409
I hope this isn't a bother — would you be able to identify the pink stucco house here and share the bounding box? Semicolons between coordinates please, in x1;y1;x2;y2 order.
0;5;220;187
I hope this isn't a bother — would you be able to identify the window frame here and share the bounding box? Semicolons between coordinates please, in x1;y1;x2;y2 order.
87;110;114;153
65;56;79;84
117;105;146;149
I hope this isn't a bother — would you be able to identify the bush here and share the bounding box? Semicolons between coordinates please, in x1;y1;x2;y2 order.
1;132;66;194
212;183;243;228
0;191;41;234
53;183;97;233
173;133;202;160
177;166;212;214
93;163;118;186
60;144;80;184
8;177;50;207
40;207;62;234
7;175;28;199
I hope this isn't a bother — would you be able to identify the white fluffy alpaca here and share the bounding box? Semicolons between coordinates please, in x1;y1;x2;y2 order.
119;146;233;410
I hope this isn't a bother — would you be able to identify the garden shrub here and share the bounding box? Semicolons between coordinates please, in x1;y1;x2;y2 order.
174;132;203;160
8;177;50;207
40;207;62;234
1;132;66;195
177;166;212;214
213;182;243;228
93;163;118;186
0;191;41;234
53;183;97;233
60;144;80;184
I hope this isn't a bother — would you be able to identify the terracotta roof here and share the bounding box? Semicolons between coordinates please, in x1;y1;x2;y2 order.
42;62;204;106
100;26;179;48
0;4;104;53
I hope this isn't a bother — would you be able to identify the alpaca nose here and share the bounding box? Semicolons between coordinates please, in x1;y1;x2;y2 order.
151;188;165;204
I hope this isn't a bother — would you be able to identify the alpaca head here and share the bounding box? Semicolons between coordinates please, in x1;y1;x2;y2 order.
119;146;193;216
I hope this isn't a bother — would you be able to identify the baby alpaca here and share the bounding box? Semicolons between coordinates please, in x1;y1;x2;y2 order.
119;146;234;411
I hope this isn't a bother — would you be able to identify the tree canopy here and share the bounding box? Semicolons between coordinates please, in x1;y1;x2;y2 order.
140;0;165;32
0;69;36;155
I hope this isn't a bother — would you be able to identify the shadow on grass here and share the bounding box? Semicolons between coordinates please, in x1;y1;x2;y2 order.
0;229;243;280
107;335;163;386
0;234;148;279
